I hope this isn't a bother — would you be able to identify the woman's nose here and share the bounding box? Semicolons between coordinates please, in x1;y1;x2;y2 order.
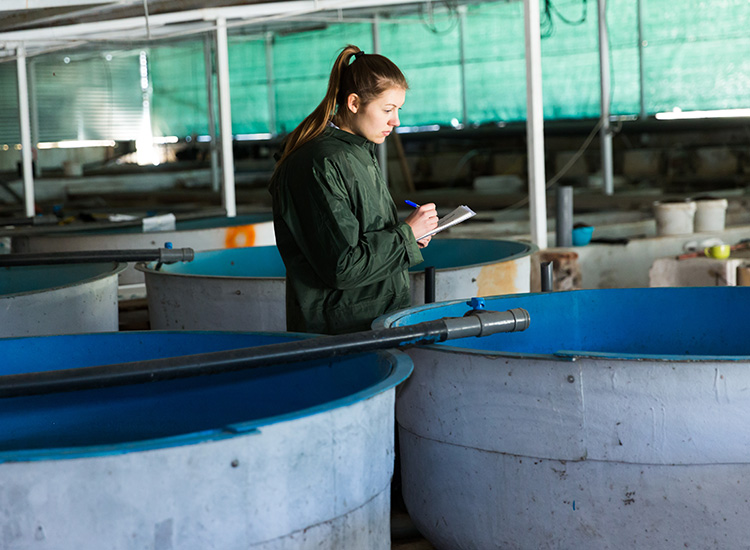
389;112;400;127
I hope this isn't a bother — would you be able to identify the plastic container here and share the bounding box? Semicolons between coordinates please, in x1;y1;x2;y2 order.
0;330;411;549
374;287;750;549
694;197;728;232
653;199;696;236
571;225;594;246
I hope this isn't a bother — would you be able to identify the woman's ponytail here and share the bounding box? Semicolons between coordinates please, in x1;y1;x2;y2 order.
276;45;360;166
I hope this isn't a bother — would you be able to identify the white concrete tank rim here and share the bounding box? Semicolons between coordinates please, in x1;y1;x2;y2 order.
0;337;412;464
0;261;126;298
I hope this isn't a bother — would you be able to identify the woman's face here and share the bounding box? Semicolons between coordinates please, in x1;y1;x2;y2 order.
342;87;405;144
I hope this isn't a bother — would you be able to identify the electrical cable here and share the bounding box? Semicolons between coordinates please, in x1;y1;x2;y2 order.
495;117;604;214
420;0;460;35
142;0;151;40
541;0;588;39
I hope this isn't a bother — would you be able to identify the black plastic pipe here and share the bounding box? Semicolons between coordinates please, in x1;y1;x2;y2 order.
0;247;194;267
541;261;554;292
0;308;530;398
425;266;436;303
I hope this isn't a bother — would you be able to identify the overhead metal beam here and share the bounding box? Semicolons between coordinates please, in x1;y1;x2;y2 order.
0;0;429;44
0;0;126;10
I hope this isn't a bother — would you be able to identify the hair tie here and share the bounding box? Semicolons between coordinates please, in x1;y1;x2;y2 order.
354;50;365;60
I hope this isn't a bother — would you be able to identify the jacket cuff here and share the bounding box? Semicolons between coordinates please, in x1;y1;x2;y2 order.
396;221;424;266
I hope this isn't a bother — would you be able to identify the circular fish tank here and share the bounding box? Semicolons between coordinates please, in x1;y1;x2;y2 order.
374;287;750;549
0;330;411;549
138;239;535;332
0;261;125;337
9;214;275;291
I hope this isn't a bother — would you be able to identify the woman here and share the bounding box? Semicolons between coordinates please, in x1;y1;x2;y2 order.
269;45;438;335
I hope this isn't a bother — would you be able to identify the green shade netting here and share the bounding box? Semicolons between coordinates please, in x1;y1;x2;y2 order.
1;0;750;143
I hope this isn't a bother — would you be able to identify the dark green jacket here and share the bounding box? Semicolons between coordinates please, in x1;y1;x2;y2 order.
269;127;423;334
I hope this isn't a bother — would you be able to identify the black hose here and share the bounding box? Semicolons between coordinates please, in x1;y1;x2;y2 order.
0;247;194;267
425;266;436;303
0;308;529;398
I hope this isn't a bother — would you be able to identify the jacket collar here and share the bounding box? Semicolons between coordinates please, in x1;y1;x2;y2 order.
324;126;376;151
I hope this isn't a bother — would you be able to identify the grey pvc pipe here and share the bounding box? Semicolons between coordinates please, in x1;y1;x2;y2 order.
556;185;573;247
0;247;194;267
0;308;530;398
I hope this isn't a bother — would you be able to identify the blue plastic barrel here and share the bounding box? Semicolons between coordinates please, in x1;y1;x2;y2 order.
0;331;412;549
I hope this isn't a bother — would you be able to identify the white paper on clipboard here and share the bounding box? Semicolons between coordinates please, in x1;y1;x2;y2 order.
417;205;476;240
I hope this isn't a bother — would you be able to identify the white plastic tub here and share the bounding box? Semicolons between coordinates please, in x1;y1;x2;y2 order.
694;197;728;232
653;200;696;235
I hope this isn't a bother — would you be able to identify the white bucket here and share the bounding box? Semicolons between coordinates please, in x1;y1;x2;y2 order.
694;198;728;232
654;200;696;236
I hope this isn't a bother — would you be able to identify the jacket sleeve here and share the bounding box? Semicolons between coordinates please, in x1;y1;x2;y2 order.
278;156;423;290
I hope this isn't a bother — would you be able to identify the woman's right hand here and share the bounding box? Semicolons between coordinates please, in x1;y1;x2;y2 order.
405;203;438;243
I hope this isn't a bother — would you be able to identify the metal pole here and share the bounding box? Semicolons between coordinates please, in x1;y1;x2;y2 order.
203;34;220;194
458;5;469;127
215;17;237;217
637;0;646;119
372;15;388;183
28;57;41;178
265;32;277;136
0;308;530;398
597;0;614;196
523;0;548;250
16;44;35;219
555;185;573;247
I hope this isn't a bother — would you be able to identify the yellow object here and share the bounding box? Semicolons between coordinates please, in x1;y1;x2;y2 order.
704;244;731;259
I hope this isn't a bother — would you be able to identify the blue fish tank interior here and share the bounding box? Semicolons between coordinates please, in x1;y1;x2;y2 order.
0;332;411;460
386;287;750;360
151;239;532;278
0;262;121;296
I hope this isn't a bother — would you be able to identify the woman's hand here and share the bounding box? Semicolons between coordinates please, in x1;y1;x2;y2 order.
405;203;438;244
417;235;431;248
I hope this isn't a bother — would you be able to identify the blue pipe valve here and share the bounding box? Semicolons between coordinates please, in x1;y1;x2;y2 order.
466;297;486;311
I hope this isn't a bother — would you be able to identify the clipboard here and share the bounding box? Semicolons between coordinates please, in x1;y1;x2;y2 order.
417;205;476;240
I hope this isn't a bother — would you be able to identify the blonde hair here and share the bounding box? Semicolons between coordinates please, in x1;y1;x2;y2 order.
276;44;408;166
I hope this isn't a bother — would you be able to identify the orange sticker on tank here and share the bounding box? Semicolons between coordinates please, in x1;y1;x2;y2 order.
225;225;256;248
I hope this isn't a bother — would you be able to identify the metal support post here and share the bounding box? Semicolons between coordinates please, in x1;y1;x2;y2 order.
523;0;548;249
372;16;389;182
16;44;35;218
204;34;220;193
597;0;614;195
215;17;237;217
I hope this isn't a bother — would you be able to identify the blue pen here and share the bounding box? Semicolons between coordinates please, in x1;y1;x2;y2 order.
404;200;420;208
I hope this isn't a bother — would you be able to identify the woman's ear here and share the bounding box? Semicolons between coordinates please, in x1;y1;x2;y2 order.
345;93;360;114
